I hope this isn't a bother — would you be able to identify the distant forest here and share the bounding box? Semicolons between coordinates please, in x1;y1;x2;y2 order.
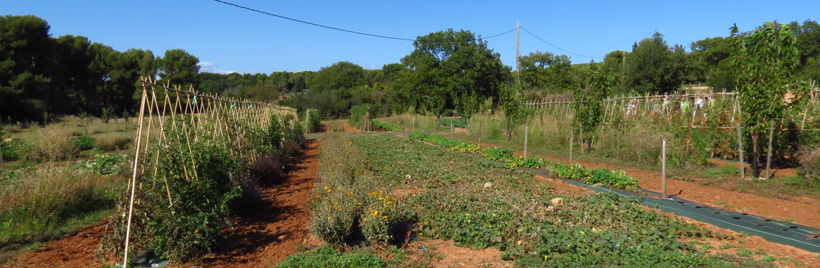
2;14;819;122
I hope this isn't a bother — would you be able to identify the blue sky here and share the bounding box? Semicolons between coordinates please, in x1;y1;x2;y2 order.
6;1;819;74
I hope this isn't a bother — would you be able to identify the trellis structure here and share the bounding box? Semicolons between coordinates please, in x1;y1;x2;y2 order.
121;78;296;266
526;88;820;131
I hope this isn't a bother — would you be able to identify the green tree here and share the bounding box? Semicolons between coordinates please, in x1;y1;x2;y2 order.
307;61;366;93
499;83;527;141
625;32;687;94
0;15;53;119
519;51;576;93
158;49;200;88
573;65;614;152
731;22;811;178
397;29;511;117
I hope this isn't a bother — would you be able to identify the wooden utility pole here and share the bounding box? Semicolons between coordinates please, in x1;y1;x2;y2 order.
516;21;520;83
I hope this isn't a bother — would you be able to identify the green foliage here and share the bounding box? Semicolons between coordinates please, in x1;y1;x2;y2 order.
372;120;403;131
158;49;200;88
275;245;387;268
573;64;613;151
81;153;126;175
1;139;21;161
349;103;373;130
73;135;96;150
333;134;759;267
480;147;514;161
625;32;687;94
586;168;639;190
396;29;511;117
519;51;577;92
500;84;528;140
408;131;479;153
438;117;468;128
305;109;322;133
731;22;811;177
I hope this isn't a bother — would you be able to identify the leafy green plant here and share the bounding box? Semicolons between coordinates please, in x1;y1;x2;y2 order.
480;147;513;161
1;139;21;161
372;120;404;131
73;135;96;150
275;245;386;268
438;117;468;128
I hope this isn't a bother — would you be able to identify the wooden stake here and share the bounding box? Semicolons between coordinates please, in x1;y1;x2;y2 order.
662;139;667;198
123;88;148;268
569;126;574;165
523;120;529;158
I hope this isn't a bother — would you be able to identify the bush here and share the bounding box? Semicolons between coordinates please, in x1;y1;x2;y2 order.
305;109;322;133
74;135;96;150
349;104;373;130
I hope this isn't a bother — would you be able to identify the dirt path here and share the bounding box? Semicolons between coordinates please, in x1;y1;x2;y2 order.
203;139;321;267
4;140;322;268
468;140;820;230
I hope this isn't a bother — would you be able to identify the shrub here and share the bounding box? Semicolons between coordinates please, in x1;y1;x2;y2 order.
349;104;373;130
305;109;322;133
74;135;96;150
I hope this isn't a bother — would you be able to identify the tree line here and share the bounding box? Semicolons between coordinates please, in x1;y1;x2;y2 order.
2;14;819;123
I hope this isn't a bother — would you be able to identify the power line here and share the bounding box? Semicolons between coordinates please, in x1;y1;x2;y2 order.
519;26;602;59
214;0;520;44
483;28;516;39
213;0;415;41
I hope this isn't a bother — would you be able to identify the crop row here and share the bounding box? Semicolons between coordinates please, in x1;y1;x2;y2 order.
409;131;638;191
372;120;404;131
334;134;768;267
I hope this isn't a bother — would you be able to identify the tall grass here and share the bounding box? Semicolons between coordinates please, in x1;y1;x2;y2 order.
20;125;80;163
0;166;123;243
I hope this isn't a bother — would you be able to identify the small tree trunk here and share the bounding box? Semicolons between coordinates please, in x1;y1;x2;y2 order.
752;134;760;178
765;123;775;179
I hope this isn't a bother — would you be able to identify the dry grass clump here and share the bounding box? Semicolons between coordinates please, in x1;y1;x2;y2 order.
21;125;79;163
0;166;119;236
96;135;131;151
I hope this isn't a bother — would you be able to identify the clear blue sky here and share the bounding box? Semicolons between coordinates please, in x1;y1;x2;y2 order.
6;0;819;74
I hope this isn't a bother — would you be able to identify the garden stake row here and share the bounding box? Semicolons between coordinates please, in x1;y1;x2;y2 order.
121;77;296;267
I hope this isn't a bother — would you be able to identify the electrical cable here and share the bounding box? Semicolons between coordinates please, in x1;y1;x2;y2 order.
482;28;516;39
213;0;415;41
214;0;521;44
520;26;602;59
